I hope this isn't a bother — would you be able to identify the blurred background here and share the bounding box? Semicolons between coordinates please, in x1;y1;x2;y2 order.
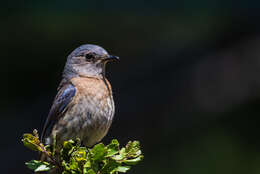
3;0;260;173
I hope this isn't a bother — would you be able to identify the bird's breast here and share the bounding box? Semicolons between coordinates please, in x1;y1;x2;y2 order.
71;77;114;119
55;76;115;147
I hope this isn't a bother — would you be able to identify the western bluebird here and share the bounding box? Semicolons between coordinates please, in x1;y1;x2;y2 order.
41;44;119;149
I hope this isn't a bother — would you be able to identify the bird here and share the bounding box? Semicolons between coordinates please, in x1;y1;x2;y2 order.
40;44;119;150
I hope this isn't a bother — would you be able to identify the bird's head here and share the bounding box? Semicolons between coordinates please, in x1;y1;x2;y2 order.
63;44;119;79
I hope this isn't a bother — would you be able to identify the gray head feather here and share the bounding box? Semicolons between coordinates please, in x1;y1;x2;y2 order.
63;44;113;80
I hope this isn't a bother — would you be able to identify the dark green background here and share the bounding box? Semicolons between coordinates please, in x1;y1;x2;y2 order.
3;1;260;173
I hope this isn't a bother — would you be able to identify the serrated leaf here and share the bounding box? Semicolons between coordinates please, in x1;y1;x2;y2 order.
90;143;106;162
120;147;126;155
125;141;141;158
22;133;42;152
115;166;131;173
63;140;75;150
112;154;124;161
112;147;126;161
23;134;143;174
72;149;87;164
84;160;91;168
86;169;96;174
106;139;119;157
123;155;144;165
69;160;79;171
25;160;54;172
62;161;70;171
35;164;52;172
61;140;77;161
101;159;120;174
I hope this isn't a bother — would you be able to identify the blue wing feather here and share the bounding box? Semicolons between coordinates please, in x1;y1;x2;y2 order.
41;83;76;142
57;86;76;113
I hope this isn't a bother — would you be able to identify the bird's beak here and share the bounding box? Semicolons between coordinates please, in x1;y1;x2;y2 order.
105;55;120;62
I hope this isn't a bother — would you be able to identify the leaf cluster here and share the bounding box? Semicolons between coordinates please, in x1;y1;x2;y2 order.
22;130;143;174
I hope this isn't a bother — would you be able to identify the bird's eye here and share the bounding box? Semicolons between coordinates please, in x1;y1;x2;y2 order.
85;54;94;60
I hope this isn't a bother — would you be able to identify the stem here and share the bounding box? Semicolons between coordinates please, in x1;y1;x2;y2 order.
41;146;62;170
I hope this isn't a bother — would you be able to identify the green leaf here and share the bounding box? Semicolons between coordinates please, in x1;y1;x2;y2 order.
22;133;43;152
22;131;143;174
25;160;54;172
106;139;119;157
86;169;96;174
112;148;126;161
63;140;75;150
115;166;131;173
74;149;87;162
123;155;144;165
83;161;91;174
90;143;106;162
69;159;79;171
62;161;70;170
35;165;52;172
101;159;120;174
84;160;91;168
61;140;76;161
125;141;141;158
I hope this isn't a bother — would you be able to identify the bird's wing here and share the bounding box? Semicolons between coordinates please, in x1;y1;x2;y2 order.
40;83;76;142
